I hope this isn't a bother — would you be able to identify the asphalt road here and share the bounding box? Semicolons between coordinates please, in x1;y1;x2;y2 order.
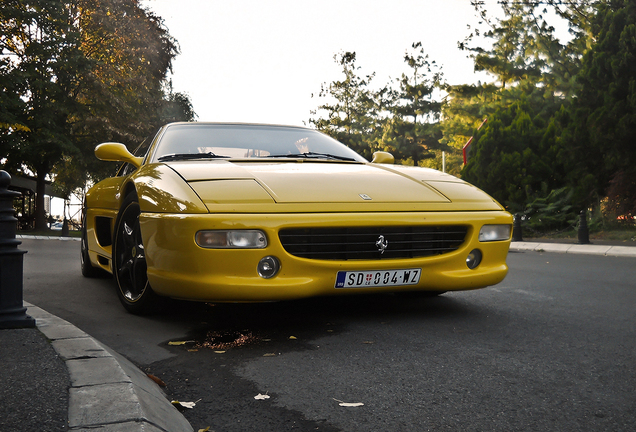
21;239;636;431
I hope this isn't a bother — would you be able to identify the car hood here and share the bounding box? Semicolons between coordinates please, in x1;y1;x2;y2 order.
164;160;503;211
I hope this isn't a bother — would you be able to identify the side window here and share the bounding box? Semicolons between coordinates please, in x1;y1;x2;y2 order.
116;128;160;177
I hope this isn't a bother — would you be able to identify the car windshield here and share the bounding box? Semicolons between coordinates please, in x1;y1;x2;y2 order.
151;123;367;163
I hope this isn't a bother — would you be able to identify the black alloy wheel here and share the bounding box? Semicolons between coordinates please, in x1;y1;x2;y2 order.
113;193;159;314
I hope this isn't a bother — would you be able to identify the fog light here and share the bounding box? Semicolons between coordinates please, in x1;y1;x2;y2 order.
258;256;280;279
466;249;482;269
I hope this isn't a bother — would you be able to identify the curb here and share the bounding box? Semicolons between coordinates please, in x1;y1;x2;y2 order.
26;302;193;432
509;242;636;257
17;234;81;241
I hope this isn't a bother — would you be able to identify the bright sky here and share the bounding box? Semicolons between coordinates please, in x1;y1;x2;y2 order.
140;0;495;126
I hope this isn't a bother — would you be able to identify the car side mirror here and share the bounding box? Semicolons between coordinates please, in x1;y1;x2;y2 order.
95;143;143;168
371;151;395;164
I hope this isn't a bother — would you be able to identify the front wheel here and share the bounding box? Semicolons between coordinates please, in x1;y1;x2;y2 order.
113;193;160;314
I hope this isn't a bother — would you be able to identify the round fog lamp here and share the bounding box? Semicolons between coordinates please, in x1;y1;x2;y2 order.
258;256;280;279
466;249;482;269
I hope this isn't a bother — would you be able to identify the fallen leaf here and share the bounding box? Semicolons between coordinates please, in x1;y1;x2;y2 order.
263;353;276;357
289;336;297;340
168;340;195;346
146;373;166;387
171;399;200;409
254;393;270;400
198;428;210;432
214;350;226;354
363;341;375;344
333;398;364;407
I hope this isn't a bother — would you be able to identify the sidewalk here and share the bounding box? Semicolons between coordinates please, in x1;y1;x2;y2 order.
3;236;635;432
509;239;636;257
0;303;193;432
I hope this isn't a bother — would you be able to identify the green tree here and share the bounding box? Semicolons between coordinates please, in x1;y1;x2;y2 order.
462;0;596;94
461;90;576;214
453;0;600;220
0;0;194;229
380;42;445;166
0;0;91;229
571;0;636;219
309;52;383;159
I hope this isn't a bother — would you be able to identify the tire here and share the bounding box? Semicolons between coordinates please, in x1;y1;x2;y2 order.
81;206;105;278
113;192;160;314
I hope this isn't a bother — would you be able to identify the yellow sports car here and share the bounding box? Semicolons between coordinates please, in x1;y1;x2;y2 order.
81;122;512;313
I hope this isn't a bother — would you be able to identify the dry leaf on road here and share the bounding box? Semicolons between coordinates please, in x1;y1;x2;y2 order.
172;399;200;409
333;398;364;407
168;340;194;346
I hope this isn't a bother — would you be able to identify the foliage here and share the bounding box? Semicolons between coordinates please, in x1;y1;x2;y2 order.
461;89;566;211
523;186;577;233
0;0;195;229
310;45;445;165
569;0;636;219
456;1;606;214
310;1;634;224
380;43;446;165
0;0;92;228
309;52;382;160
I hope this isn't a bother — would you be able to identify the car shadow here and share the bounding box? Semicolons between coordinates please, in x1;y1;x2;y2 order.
152;292;487;353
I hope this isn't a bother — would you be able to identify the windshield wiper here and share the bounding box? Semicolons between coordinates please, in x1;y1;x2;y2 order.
266;152;356;161
158;152;229;162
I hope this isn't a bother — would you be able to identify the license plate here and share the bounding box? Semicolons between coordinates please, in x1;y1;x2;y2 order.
335;268;421;289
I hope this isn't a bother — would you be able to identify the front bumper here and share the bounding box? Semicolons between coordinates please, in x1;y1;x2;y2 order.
139;211;512;302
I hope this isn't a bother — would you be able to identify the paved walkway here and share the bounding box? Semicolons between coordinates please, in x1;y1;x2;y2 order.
509;241;636;257
1;303;193;432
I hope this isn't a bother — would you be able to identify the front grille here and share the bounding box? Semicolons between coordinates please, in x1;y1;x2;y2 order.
279;226;468;260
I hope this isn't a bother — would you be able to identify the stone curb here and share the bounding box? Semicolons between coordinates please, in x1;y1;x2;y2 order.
25;302;193;432
17;234;81;241
509;242;636;257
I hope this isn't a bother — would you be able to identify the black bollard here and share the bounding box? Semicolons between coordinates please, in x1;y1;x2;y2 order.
0;171;35;329
512;213;523;242
577;210;591;245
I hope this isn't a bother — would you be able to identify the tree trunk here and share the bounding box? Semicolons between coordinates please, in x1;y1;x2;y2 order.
34;169;48;231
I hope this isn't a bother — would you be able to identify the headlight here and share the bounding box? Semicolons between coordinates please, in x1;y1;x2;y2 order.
195;230;267;248
479;224;511;242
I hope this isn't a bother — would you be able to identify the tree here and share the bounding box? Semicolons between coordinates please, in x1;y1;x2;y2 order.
453;0;603;223
380;43;445;166
461;0;596;95
571;0;636;219
0;0;91;229
0;0;194;229
309;52;383;159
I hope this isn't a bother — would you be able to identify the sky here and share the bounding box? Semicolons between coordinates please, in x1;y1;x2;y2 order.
140;0;496;127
